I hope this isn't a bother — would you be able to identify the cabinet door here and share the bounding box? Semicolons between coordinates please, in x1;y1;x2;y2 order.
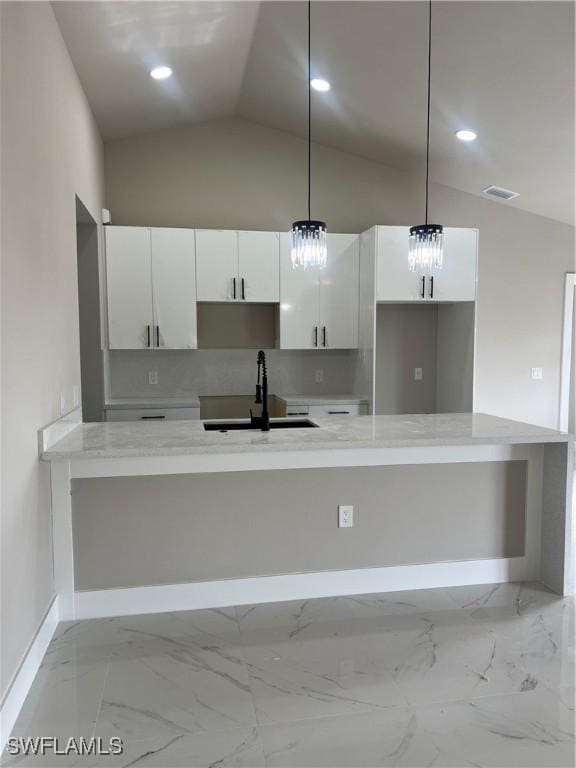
105;227;153;349
279;233;320;349
319;234;359;348
151;228;197;349
433;228;478;302
238;231;280;302
195;230;239;301
376;226;425;302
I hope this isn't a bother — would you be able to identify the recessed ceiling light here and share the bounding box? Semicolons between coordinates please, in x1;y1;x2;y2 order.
310;78;331;92
150;66;173;81
455;129;477;142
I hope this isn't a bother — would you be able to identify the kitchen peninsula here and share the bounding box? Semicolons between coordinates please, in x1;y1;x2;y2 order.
41;412;573;622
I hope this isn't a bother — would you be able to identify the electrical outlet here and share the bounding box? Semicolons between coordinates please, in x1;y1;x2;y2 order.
531;367;543;381
148;370;159;385
414;367;423;381
338;505;354;528
315;369;324;383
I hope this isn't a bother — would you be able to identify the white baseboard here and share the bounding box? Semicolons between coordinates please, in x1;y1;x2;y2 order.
72;556;534;620
0;598;59;752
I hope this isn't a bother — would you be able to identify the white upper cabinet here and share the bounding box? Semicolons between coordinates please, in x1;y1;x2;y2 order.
375;225;477;302
105;226;198;350
430;228;478;302
196;229;280;302
238;231;279;302
195;230;239;302
319;234;359;349
106;227;154;349
279;233;359;349
151;228;197;349
376;226;423;302
279;233;320;348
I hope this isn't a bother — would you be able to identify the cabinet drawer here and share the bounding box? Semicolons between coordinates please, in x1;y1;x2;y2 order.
308;404;361;418
285;406;310;417
106;407;200;422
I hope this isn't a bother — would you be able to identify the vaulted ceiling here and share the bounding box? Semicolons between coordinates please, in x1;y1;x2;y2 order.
53;1;575;225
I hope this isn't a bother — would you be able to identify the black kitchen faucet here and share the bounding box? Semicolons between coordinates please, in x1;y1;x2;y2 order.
251;350;270;431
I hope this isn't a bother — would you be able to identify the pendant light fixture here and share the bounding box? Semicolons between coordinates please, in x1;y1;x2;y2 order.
409;0;443;272
291;0;327;270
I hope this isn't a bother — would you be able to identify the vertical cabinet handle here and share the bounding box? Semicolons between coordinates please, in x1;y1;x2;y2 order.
420;276;426;299
314;326;318;347
232;277;236;300
146;325;151;348
241;277;246;300
322;326;327;347
429;276;434;299
156;325;160;347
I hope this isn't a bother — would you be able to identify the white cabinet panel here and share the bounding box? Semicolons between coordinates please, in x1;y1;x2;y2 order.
319;234;359;348
376;225;478;303
308;403;361;417
376;226;423;302
105;227;153;349
431;228;477;302
238;231;279;302
196;230;238;301
151;228;197;349
279;233;320;349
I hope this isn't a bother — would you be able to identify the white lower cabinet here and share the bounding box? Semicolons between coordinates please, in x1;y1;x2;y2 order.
375;225;478;302
280;233;360;349
105;226;198;350
106;407;200;422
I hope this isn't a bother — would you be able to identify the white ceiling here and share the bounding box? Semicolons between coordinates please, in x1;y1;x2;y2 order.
53;1;575;225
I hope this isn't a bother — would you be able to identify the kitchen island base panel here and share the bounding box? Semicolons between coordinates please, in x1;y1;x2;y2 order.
71;461;528;590
48;441;559;620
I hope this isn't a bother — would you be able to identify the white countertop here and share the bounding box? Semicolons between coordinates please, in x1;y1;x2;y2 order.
276;394;369;405
41;413;569;462
104;396;200;410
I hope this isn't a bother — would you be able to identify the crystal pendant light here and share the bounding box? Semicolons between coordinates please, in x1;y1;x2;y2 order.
291;0;327;270
409;0;443;272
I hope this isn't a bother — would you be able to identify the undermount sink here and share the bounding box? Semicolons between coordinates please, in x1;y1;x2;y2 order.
203;419;318;431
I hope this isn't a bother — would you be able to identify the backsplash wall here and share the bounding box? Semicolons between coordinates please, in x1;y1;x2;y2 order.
109;349;357;398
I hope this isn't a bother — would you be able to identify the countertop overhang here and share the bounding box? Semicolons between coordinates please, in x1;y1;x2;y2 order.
41;413;570;463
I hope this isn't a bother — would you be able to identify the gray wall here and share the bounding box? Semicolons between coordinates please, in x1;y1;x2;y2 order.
72;462;527;590
1;3;103;700
104;117;575;429
76;201;104;422
436;303;475;413
375;304;438;415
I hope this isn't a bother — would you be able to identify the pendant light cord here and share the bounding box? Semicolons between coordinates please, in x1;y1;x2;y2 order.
425;0;432;225
307;0;312;220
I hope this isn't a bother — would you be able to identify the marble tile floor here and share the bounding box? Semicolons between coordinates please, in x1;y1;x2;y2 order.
2;582;574;768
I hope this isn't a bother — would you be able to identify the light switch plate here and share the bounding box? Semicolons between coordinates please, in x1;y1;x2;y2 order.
531;367;543;380
338;505;354;528
414;367;423;381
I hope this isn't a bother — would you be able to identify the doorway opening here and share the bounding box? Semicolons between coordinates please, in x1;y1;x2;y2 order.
76;196;104;422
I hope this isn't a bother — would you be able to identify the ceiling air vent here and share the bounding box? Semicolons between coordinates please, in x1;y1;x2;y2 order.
483;185;519;201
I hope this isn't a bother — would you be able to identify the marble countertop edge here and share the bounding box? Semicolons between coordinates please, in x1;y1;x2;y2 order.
40;413;571;463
